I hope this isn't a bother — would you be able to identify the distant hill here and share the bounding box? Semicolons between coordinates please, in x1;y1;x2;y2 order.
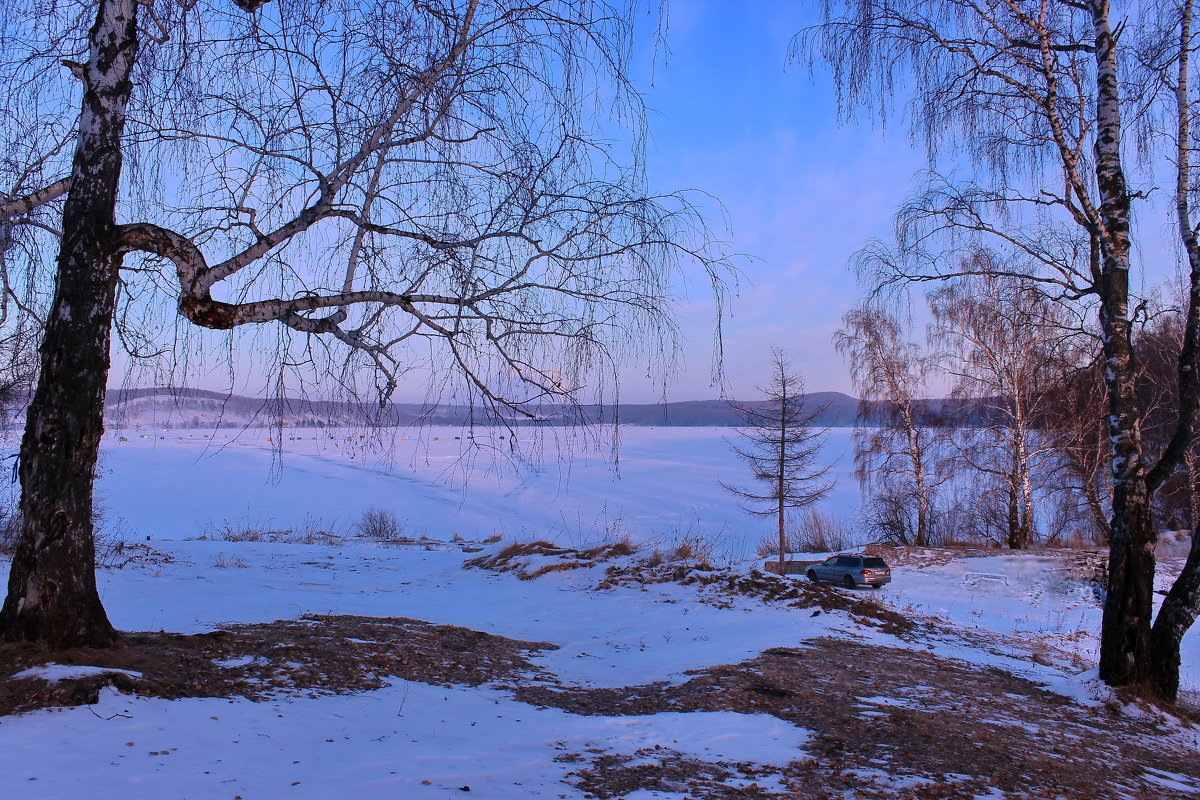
575;393;863;427
102;387;871;428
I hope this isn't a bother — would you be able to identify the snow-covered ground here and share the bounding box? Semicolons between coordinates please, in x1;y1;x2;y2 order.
0;426;1197;798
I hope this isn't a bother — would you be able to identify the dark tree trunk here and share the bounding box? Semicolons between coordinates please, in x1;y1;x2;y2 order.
1145;0;1200;703
1095;295;1157;686
1099;477;1157;685
777;412;786;573
1149;529;1200;701
1006;482;1022;550
0;0;138;648
1006;443;1024;549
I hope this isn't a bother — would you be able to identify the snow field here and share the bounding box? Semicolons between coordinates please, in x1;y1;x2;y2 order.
97;539;865;688
1;425;1198;798
0;681;809;799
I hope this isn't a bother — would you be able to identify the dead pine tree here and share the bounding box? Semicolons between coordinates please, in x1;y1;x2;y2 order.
722;349;834;574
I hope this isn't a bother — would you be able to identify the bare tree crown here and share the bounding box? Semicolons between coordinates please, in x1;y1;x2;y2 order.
0;0;728;410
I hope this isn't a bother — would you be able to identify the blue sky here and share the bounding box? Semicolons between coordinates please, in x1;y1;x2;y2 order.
622;0;926;401
624;1;1188;404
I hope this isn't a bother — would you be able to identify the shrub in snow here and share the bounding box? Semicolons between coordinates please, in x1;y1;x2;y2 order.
356;508;405;541
754;510;857;556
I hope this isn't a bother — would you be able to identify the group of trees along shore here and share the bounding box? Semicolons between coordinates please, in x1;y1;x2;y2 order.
805;0;1200;700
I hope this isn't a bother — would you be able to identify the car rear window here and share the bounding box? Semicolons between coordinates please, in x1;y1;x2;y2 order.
835;556;858;566
864;558;888;568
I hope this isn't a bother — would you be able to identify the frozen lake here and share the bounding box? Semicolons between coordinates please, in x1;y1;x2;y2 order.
92;425;863;559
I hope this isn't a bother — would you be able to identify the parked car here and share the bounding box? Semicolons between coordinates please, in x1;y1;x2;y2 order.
806;553;892;589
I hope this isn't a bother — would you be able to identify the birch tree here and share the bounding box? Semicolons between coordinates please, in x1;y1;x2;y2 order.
835;305;946;547
928;270;1065;549
1139;0;1200;701
0;0;727;648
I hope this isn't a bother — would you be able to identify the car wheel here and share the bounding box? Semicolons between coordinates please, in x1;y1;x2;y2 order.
806;570;818;582
842;574;855;589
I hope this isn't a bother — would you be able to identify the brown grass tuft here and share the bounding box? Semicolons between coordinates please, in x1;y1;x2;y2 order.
466;538;639;579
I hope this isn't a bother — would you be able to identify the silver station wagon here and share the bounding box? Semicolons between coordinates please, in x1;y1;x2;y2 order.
806;553;892;589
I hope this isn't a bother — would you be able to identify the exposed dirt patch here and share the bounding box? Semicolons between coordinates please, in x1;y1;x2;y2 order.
474;544;1108;672
96;540;176;569
2;611;1197;798
559;749;791;799
599;561;916;636
0;614;556;715
469;540;914;636
3;542;1195;800
518;637;1200;800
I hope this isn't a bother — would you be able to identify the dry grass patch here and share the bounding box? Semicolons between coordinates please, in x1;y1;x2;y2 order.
0;615;557;715
520;638;1200;800
598;561;915;636
465;538;638;580
561;749;790;799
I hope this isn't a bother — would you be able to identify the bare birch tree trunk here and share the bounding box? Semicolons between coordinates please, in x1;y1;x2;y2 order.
0;0;138;647
1089;0;1159;688
1019;428;1036;548
911;430;929;547
836;307;943;548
